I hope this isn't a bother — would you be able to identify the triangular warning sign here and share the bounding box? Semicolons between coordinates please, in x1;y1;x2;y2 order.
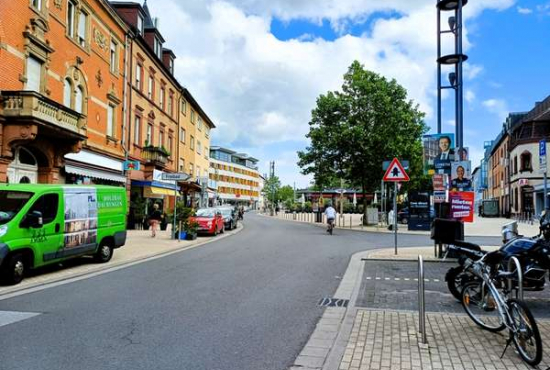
383;158;410;182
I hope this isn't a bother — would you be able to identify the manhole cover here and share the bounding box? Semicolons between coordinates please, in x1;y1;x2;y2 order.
318;298;349;307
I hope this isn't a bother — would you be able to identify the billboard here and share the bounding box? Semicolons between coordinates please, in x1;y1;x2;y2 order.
450;161;472;191
423;133;455;175
449;191;474;222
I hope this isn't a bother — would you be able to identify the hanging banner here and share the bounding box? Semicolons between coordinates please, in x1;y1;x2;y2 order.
449;191;475;222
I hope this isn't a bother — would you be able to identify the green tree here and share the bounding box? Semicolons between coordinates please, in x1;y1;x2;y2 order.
277;185;295;203
298;61;428;224
262;175;281;206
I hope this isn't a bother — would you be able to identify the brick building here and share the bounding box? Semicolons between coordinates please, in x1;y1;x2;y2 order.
0;0;129;185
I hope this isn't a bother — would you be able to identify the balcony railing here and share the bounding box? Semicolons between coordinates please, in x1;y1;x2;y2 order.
1;91;86;136
142;146;169;167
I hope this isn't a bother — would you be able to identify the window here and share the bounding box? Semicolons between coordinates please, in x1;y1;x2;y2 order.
134;116;141;145
107;104;115;137
26;194;59;225
197;116;202;131
205;126;210;138
190;135;195;150
168;136;173;154
26;56;42;92
110;40;118;73
179;158;185;172
189;163;194;176
196;166;201;179
180;127;185;143
77;11;88;47
160;87;165;110
168;94;173;116
154;38;162;59
63;78;72;108
148;75;154;99
67;1;76;38
31;0;42;11
190;110;196;124
169;59;174;74
181;99;187;115
137;14;144;35
520;152;532;172
75;86;84;114
135;64;142;90
204;147;209;158
146;124;152;146
197;141;202;155
159;130;164;147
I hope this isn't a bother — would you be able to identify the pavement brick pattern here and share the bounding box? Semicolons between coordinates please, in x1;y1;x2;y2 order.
339;309;550;370
357;260;550;318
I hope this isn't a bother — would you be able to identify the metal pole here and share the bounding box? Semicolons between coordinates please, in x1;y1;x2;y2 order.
508;257;523;300
545;171;548;210
418;255;427;344
172;180;177;239
394;182;398;255
437;5;442;134
457;0;464;150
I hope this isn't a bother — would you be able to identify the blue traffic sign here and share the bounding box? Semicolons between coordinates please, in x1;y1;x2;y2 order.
540;139;546;157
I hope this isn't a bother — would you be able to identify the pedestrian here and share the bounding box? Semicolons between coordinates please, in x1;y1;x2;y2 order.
149;203;163;237
387;209;395;231
239;206;244;221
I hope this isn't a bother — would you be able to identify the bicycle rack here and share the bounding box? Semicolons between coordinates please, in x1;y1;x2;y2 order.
418;255;427;344
507;257;523;300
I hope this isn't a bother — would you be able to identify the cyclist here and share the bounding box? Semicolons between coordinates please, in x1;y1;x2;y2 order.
324;203;337;233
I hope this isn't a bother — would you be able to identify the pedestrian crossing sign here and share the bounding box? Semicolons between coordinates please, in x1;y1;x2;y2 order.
383;158;410;182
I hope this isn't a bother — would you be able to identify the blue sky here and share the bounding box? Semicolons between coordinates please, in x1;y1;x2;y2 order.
146;0;550;187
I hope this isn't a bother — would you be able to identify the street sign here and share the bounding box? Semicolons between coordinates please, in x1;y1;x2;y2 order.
539;139;547;174
383;160;409;171
383;158;410;182
161;173;191;181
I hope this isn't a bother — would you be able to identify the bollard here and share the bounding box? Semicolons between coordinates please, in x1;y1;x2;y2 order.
178;221;182;241
508;256;523;300
342;215;345;228
350;215;352;229
418;255;427;344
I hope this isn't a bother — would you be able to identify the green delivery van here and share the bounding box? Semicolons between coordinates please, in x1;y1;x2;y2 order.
0;185;127;285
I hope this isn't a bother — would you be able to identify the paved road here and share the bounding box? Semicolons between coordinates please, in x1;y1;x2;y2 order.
0;213;501;370
357;260;550;317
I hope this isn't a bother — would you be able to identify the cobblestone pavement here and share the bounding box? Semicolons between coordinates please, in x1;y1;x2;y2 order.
356;260;550;318
339;309;550;370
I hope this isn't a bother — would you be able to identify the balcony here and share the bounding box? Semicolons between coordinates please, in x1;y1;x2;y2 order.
142;145;170;167
1;91;86;138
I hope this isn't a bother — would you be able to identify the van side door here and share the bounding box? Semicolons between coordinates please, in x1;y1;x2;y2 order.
20;192;64;266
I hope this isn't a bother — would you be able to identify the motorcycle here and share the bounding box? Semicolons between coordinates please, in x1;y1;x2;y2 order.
445;211;550;301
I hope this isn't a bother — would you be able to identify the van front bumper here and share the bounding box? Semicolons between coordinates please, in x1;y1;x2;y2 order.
0;243;9;266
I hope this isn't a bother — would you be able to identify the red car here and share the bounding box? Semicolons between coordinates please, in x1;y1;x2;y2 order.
190;208;225;236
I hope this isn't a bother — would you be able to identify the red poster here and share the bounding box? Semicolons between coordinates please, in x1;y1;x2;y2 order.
449;191;475;223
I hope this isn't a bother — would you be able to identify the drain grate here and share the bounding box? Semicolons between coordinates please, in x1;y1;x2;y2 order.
318;297;349;307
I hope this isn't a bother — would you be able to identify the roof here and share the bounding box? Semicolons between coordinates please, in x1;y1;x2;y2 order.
0;184;124;191
182;88;216;128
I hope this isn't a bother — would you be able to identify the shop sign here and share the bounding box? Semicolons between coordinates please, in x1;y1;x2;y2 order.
519;178;529;187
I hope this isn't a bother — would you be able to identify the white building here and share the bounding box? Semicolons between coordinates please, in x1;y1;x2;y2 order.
208;147;261;208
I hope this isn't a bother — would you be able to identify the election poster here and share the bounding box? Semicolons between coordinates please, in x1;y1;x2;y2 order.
450;161;472;191
423;133;455;175
449;191;474;222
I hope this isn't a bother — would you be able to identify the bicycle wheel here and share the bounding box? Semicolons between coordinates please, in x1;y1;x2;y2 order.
508;299;542;366
329;224;333;235
461;281;506;332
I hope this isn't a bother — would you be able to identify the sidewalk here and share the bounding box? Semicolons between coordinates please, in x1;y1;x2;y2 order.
0;225;242;298
273;212;540;237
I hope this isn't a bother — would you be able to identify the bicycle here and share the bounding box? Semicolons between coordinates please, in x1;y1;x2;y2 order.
327;218;335;235
460;250;542;366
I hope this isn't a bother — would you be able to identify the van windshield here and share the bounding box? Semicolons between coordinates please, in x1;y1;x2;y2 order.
0;191;33;225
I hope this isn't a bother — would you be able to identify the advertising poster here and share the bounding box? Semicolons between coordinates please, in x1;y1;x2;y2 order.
433;190;448;204
432;174;448;191
63;187;98;249
423;133;455;175
451;161;472;191
449;191;475;222
456;147;469;161
408;191;431;231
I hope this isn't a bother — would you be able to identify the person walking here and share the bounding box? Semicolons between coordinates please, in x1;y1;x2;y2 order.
149;203;163;237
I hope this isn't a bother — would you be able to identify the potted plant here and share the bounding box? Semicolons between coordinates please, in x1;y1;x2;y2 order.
172;202;196;239
183;220;199;240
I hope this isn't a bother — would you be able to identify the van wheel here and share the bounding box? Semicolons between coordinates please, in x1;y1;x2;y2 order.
1;253;25;285
94;243;113;263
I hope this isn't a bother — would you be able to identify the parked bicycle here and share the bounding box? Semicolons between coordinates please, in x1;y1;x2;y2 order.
459;250;542;366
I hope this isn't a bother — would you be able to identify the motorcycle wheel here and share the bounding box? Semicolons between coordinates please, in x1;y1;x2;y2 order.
446;266;464;301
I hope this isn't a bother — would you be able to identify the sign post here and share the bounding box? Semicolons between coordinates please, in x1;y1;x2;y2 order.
540;139;547;210
383;158;410;255
162;173;191;240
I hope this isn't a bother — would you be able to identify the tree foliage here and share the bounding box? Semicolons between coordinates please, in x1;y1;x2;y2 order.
277;185;295;203
298;61;428;219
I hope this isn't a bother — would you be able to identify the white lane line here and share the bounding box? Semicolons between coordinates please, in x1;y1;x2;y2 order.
384;277;390;280
404;278;410;281
366;277;371;280
375;277;381;280
394;278;400;281
0;311;41;328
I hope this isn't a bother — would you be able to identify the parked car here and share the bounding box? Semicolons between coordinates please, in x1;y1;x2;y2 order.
397;207;435;224
0;185;127;285
217;206;238;230
189;208;225;236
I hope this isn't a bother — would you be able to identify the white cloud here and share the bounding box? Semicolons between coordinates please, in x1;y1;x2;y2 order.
517;6;533;14
482;98;509;122
465;89;476;103
464;64;484;80
121;0;516;185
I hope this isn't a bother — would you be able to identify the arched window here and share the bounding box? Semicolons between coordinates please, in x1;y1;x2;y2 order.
520;151;532;172
75;86;84;114
63;78;72;108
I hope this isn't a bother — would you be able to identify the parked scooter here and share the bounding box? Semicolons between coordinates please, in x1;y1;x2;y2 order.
445;212;550;301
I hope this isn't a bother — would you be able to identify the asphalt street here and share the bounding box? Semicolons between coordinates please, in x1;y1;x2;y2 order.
0;213;501;370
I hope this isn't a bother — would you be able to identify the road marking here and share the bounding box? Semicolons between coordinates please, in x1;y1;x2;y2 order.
384;277;390;280
375;277;381;280
404;278;410;281
365;276;443;283
0;310;40;328
366;277;371;280
394;278;400;281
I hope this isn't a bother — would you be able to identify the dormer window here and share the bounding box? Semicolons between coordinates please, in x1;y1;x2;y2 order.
154;38;162;59
137;14;144;36
169;58;174;74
